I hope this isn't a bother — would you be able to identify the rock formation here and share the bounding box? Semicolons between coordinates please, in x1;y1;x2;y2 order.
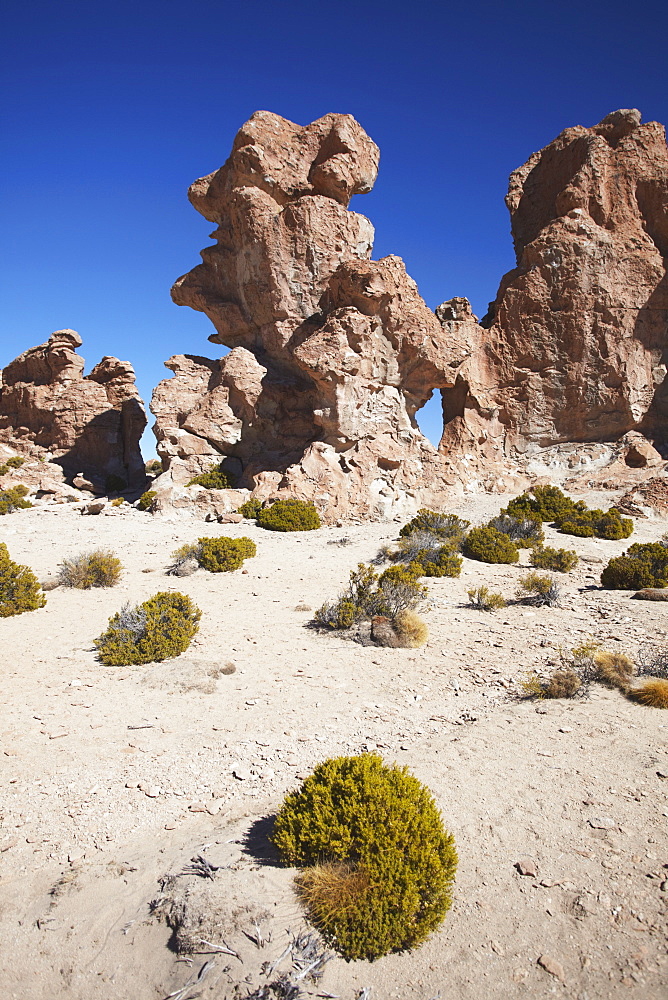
0;330;146;489
440;109;668;478
153;111;468;520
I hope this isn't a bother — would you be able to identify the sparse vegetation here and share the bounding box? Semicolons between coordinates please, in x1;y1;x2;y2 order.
257;498;321;532
627;678;668;709
272;754;457;960
0;543;46;617
0;484;33;515
636;643;668;680
58;550;122;589
238;498;262;519
186;461;235;489
601;542;668;590
6;456;25;469
94;591;201;666
314;562;426;630
503;485;582;522
393;608;428;647
463;526;519;564
145;459;163;474
555;507;633;540
467;585;506;611
399;510;469;546
111;497;125;506
517;571;561;607
530;545;579;572
137;490;157;511
388;529;462;577
487;513;544;547
593;650;634;690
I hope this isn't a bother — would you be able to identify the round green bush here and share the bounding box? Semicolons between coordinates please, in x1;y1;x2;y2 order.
503;485;581;522
272;754;457;960
463;526;519;564
137;490;157;511
196;536;256;572
487;513;544;547
238;498;262;519
419;547;462;577
399;510;469;544
601;543;668;590
530;545;579;572
0;484;33;515
0;543;46;617
186;461;235;489
95;591;201;665
555;507;633;540
257;499;320;532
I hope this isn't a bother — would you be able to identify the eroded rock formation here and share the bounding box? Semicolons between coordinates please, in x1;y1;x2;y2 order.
153;111;468;519
441;108;668;478
0;330;146;488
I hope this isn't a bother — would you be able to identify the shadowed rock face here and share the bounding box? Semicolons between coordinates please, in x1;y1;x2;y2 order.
154;111;469;519
441;109;668;471
0;330;146;487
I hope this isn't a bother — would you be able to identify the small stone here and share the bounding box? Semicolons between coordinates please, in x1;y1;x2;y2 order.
515;857;539;877
164;823;176;830
188;802;208;813
588;816;616;830
232;765;253;781
558;726;573;733
538;954;565;981
144;786;161;798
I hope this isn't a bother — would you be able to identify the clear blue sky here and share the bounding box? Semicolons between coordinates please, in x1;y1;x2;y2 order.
1;0;666;457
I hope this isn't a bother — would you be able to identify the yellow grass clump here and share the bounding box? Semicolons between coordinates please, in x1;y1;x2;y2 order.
627;678;668;709
593;650;634;691
394;608;428;647
296;861;371;924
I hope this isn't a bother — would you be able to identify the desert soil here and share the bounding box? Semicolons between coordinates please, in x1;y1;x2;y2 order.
0;490;666;999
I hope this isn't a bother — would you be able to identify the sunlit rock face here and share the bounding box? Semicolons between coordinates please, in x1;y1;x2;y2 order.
0;329;146;487
154;111;470;520
440;109;668;474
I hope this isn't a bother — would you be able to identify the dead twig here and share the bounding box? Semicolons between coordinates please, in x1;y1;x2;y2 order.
163;959;215;1000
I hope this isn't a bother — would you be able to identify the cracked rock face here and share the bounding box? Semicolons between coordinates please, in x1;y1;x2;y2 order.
0;330;146;488
441;109;668;473
153;111;469;520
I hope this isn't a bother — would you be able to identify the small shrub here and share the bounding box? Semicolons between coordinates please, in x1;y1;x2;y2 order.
555;507;633;540
314;597;360;629
463;526;519;564
399;511;469;547
137;490;157;511
197;536;256;573
636;644;668;680
257;498;320;532
530;546;579;572
0;543;46;616
0;484;33;515
517;572;560;607
420;548;462;578
393;609;428;647
503;485;582;522
6;456;25;469
111;497;125;506
593;650;634;690
487;513;544;547
168;543;200;575
238;498;262;519
393;530;462;577
314;563;426;629
544;666;582;698
627;678;668;709
145;459;163;474
186;461;235;490
272;754;457;960
467;585;506;611
105;474;126;493
94;591;201;666
58;550;122;589
377;564;428;617
0;464;7;476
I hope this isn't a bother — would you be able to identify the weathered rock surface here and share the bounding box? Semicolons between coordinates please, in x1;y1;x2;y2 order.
0;330;146;489
153;111;467;520
441;109;668;476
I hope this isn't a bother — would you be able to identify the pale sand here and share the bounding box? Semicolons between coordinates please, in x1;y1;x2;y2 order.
1;493;667;998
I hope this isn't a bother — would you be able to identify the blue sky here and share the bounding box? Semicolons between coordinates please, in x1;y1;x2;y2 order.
1;0;666;457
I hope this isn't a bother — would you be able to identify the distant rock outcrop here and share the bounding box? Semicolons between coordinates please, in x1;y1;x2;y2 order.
0;330;146;489
441;109;668;477
153;111;469;520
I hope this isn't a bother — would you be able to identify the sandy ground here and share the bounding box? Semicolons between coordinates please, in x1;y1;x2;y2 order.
1;491;667;999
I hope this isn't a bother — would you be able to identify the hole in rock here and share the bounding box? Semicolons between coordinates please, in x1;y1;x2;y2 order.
414;392;444;448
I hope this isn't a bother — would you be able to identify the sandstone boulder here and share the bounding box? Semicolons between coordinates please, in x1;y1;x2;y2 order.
0;330;146;490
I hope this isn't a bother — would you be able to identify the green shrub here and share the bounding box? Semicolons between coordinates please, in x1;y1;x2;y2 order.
487;513;544;547
58;550;122;589
399;510;469;546
0;485;33;515
238;498;262;519
503;485;582;522
314;562;426;628
196;536;256;572
145;459;163;474
111;497;125;506
6;456;25;469
137;490;157;512
272;754;457;961
94;591;201;666
0;543;46;617
393;530;462;576
419;547;463;578
601;542;668;589
377;564;428;616
530;545;579;572
467;585;506;611
0;464;7;476
517;571;560;606
186;461;235;489
257;498;320;532
105;474;126;493
555;507;633;540
463;526;519;564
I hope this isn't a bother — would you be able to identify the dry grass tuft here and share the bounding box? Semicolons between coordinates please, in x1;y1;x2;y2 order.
593;650;634;691
627;678;668;709
58;550;122;589
393;608;428;647
544;666;581;698
296;861;370;925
